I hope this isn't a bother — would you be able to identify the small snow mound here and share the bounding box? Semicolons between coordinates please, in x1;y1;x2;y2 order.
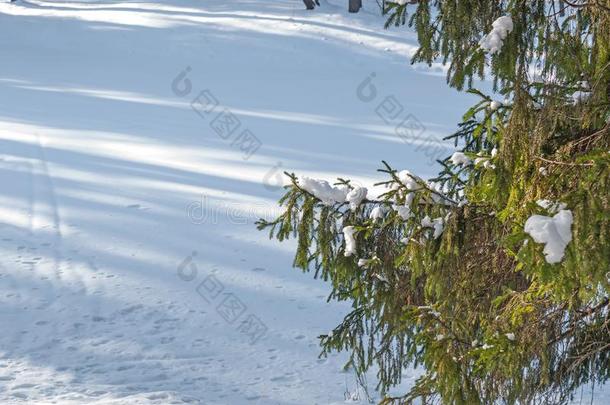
398;170;422;191
450;152;471;166
405;192;415;207
421;216;444;239
489;100;502;111
479;16;514;55
346;186;367;211
536;199;567;214
571;81;592;104
524;210;573;264
393;204;413;220
343;226;357;257
369;206;386;221
299;176;347;205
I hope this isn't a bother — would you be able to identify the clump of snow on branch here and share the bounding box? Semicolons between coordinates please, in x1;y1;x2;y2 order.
346;186;368;210
299;176;347;205
474;156;495;170
405;192;415;207
451;152;471;166
479;16;514;55
358;257;378;268
421;216;445;239
524;210;573;264
370;206;386;221
536;199;567;214
488;100;502;111
373;273;389;283
427;181;445;204
343;226;357;257
571;81;592;104
393;204;413;220
398;170;423;190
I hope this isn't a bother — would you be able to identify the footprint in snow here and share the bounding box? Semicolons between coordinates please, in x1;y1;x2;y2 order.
269;375;294;382
119;304;143;316
126;204;150;211
160;336;175;344
12;383;36;390
91;339;109;347
146;393;169;400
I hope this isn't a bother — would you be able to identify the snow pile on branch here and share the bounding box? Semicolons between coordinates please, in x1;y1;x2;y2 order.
536;199;567;214
451;152;471;166
422;216;444;239
343;226;357;257
524;210;573;264
370;206;386;221
489;100;502;111
474;156;495;170
393;204;413;220
571;81;592;104
405;192;415;207
398;170;422;190
346;186;368;211
479;16;514;55
299;176;347;205
428;181;452;204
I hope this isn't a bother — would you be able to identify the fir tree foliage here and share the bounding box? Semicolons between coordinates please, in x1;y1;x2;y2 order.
258;1;610;403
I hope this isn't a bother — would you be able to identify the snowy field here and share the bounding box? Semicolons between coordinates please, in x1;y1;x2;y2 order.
0;0;605;404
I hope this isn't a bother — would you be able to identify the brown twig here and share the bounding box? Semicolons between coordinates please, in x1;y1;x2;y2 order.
535;156;594;167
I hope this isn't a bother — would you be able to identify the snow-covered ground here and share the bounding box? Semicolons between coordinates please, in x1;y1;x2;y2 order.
1;1;605;404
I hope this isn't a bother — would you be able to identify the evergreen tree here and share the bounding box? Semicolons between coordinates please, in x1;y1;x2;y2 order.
259;1;610;403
